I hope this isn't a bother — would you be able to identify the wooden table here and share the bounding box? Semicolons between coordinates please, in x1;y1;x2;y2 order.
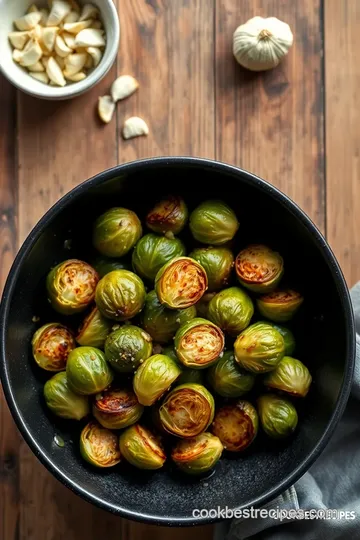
1;1;359;538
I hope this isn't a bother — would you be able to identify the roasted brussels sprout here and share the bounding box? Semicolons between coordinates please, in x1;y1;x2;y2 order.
263;356;312;397
207;351;255;398
257;394;298;439
174;318;225;369
171;432;223;475
141;290;196;344
66;346;113;395
32;322;76;371
257;289;304;322
44;372;90;420
119;424;166;469
266;323;296;356
234;322;285;373
159;383;215;438
95;270;146;321
212;400;258;452
133;354;181;406
92;256;131;278
46;259;99;315
80;421;121;467
132;233;186;282
93;387;144;429
76;307;112;348
105;325;152;373
155;257;208;309
207;287;254;336
189;247;234;291
93;207;142;257
146;195;188;235
235;245;284;293
189;200;239;245
162;346;204;385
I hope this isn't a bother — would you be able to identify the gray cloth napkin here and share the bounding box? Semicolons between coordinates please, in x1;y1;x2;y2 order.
215;282;360;540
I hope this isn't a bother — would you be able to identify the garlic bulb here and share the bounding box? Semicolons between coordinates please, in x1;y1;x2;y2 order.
233;16;293;72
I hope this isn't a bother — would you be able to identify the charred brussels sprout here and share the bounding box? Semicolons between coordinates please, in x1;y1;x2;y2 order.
46;259;99;315
207;351;255;398
195;292;216;319
66;346;113;395
266;323;296;356
132;233;186;281
189;200;239;245
119;424;166;469
174;318;225;369
162;346;204;385
93;207;142;258
212;401;258;452
80;422;121;467
95;270;146;321
92;256;131;278
189;247;234;291
258;394;298;439
133;354;181;406
155;257;208;309
234;322;285;374
207;287;254;336
171;432;223;475
146;195;188;235
76;307;112;348
263;356;312;397
235;245;284;293
32;322;76;371
44;372;90;420
257;289;304;322
93;387;144;429
105;325;152;373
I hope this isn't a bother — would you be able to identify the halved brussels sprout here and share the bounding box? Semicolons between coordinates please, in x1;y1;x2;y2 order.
266;323;296;356
171;432;223;475
195;292;216;319
93;207;142;257
92;256;131;278
133;354;181;406
141;290;196;344
46;259;99;315
80;422;121;467
119;424;166;469
263;356;312;397
105;325;152;373
76;307;112;348
66;346;113;395
95;270;146;321
234;322;285;373
162;346;204;385
189;247;234;291
132;233;186;281
146;195;188;235
257;289;304;322
159;383;215;438
189;200;239;245
44;372;90;420
207;351;255;398
235;245;284;293
211;400;258;452
93;387;144;429
155;257;208;309
207;287;254;336
32;322;76;371
174;318;225;369
257;394;298;439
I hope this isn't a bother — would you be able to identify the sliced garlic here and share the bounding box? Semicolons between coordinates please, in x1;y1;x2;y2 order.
75;28;105;47
64;52;87;75
122;117;149;139
32;24;43;42
12;49;23;63
63;20;93;34
87;46;102;67
28;5;39;13
98;96;115;124
84;54;93;69
79;4;99;22
46;56;66;86
54;54;66;69
39;9;49;25
92;20;103;30
14;12;42;31
64;71;86;82
62;32;76;49
20;39;43;67
28;61;45;72
41;56;50;68
8;31;29;50
42;26;58;51
29;72;49;84
111;75;139;103
64;10;79;23
47;0;71;26
55;35;72;57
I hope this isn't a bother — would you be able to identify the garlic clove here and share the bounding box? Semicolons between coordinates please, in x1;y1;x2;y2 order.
41;56;50;68
64;52;87;75
14;12;42;31
55;34;72;57
87;46;102;67
42;26;59;52
122;117;149;139
62;32;76;49
29;71;50;84
64;70;86;82
12;49;23;63
79;4;99;22
92;20;103;30
64;10;79;23
111;75;139;103
63;20;93;34
84;54;93;69
8;31;30;50
74;28;105;48
39;9;49;26
31;24;43;42
47;0;71;26
20;39;43;67
46;56;66;86
54;54;66;69
27;4;39;13
28;60;45;72
98;96;115;124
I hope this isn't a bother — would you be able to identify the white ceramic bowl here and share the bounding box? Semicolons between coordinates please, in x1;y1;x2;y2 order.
0;0;120;100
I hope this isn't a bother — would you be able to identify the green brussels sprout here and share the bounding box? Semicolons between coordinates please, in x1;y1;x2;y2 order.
66;346;113;395
189;200;239;245
171;432;223;475
32;322;76;371
235;245;284;293
155;257;208;309
44;372;90;420
132;233;186;281
212;400;258;452
257;394;298;439
95;270;146;321
207;287;254;336
105;325;152;373
195;292;216;319
46;259;99;315
80;421;121;467
159;383;215;438
162;346;205;385
93;207;142;258
141;290;196;344
207;351;255;398
234;322;285;374
265;323;296;356
133;354;181;406
174;318;225;369
263;356;312;397
189;247;234;292
146;195;188;235
92;256;131;278
76;307;112;348
93;387;144;429
119;424;166;469
257;289;304;322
